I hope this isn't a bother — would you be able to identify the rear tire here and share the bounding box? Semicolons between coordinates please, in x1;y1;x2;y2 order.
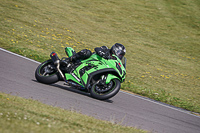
35;60;60;84
90;79;121;100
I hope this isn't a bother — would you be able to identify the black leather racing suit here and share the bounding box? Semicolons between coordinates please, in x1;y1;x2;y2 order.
67;46;111;62
66;49;92;62
62;46;112;72
94;46;111;59
61;49;92;73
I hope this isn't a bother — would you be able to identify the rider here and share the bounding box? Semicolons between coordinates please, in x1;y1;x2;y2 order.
94;43;126;60
64;43;126;63
64;49;92;63
62;43;126;72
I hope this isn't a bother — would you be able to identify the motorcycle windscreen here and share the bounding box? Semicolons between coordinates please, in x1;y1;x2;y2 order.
121;57;127;69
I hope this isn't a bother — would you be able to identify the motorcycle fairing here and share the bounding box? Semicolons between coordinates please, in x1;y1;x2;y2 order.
64;53;126;89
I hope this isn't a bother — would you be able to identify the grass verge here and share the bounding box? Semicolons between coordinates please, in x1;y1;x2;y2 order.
0;92;146;133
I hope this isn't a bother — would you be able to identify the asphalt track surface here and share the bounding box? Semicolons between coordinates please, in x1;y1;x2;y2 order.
0;48;200;133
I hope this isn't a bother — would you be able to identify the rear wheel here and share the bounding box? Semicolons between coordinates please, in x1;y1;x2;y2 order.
35;59;60;84
90;79;121;100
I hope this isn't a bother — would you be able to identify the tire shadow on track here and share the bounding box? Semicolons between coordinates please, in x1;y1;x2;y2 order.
32;79;113;103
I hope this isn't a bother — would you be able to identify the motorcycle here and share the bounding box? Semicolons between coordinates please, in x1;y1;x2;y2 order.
35;47;126;100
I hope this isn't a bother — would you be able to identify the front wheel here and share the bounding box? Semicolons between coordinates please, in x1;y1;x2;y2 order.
90;79;121;100
35;59;60;84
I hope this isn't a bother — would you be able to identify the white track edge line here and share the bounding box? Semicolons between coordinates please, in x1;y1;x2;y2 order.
0;48;40;64
120;91;200;118
1;47;200;118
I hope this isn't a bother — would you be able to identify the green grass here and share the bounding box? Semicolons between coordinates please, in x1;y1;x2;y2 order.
0;0;200;113
0;93;146;133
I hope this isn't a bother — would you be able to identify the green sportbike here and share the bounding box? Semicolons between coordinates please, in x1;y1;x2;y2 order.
35;47;126;100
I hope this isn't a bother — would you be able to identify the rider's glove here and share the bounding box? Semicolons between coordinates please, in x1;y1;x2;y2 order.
102;54;110;59
95;47;110;59
102;51;110;59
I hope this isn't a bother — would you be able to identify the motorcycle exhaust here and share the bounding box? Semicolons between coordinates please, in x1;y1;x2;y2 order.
50;52;65;80
50;52;59;65
56;62;65;80
50;52;85;91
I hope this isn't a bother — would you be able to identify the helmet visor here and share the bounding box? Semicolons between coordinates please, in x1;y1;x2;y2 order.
116;50;125;60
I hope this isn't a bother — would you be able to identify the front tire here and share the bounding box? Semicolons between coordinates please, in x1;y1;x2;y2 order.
90;79;121;100
35;59;60;84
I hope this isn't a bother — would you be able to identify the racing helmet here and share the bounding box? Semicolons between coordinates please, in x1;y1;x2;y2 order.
111;43;126;60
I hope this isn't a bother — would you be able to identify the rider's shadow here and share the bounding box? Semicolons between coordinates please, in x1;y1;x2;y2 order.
32;79;113;103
